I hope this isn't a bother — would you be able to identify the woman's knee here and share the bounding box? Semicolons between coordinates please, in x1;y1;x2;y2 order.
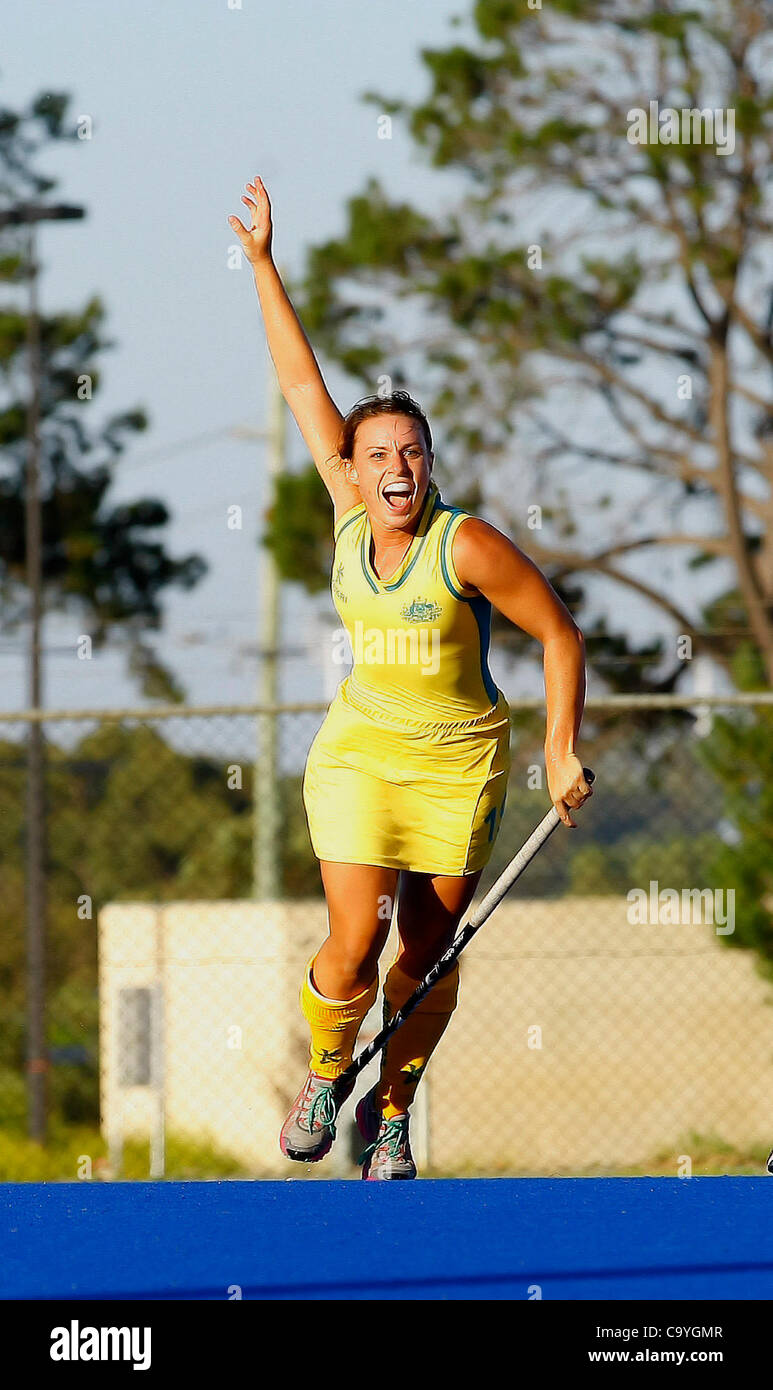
313;922;388;997
395;878;475;977
397;930;455;980
315;861;397;996
320;939;378;986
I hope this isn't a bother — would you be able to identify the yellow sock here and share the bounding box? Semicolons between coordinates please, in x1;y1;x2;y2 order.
300;957;378;1079
376;959;460;1119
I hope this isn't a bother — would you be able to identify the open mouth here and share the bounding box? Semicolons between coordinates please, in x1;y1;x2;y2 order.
381;479;416;514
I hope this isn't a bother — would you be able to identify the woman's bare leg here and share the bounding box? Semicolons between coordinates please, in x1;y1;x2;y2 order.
371;868;482;1120
313;860;399;999
395;868;482;976
280;861;399;1160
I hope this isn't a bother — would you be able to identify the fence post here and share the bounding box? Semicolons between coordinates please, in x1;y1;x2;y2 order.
150;908;166;1179
149;982;166;1180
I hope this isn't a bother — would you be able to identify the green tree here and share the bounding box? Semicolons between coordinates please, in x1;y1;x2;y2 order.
276;0;772;691
0;720;320;1128
699;706;773;972
0;89;206;698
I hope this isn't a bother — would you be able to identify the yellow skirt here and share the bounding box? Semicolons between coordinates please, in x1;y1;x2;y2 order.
302;677;511;876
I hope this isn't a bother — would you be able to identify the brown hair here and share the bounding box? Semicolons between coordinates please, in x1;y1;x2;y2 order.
336;390;433;463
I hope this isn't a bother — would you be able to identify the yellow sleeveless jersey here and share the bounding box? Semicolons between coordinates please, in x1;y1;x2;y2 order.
330;480;500;724
303;479;511;874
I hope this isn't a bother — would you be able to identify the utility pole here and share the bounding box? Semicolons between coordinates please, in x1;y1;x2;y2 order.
24;222;47;1143
0;201;84;1141
231;349;287;900
255;363;285;899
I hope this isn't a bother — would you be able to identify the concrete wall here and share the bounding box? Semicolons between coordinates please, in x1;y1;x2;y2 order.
99;897;773;1175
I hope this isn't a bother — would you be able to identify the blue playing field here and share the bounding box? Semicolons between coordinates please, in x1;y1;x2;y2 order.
2;1177;770;1301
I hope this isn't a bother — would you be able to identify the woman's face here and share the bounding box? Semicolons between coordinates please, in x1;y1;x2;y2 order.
347;414;433;531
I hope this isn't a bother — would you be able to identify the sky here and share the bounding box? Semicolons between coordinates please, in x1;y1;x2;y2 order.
0;0;474;717
1;0;729;721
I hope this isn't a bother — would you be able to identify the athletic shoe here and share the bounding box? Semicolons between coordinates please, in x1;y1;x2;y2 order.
767;1149;773;1175
279;1070;353;1162
354;1084;382;1147
358;1112;417;1181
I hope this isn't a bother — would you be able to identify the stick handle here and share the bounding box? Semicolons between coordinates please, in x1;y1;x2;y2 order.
332;769;595;1096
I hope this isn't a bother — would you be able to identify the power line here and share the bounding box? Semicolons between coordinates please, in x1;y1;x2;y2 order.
117;421;268;473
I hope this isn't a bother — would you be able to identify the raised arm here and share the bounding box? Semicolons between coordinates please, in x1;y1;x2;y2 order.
228;176;360;519
453;517;592;827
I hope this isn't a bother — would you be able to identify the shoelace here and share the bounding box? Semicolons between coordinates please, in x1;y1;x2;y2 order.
358;1115;410;1167
299;1079;338;1137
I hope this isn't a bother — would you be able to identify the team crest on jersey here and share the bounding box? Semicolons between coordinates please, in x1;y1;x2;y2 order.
332;561;347;603
401;596;442;623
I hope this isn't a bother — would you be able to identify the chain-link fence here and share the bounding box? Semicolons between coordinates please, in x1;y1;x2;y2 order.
1;693;771;1180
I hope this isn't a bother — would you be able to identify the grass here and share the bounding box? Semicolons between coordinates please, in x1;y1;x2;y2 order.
0;1125;251;1182
423;1133;770;1180
0;1126;766;1182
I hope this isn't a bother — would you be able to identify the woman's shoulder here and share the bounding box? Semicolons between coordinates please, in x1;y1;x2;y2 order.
432;495;497;551
451;512;536;595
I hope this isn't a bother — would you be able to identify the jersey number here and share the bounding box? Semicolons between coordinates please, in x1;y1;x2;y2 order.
484;793;507;843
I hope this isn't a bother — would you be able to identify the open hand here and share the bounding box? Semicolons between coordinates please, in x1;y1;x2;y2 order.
228;175;273;265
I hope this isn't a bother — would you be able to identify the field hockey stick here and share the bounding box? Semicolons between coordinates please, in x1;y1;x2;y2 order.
332;767;595;1101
